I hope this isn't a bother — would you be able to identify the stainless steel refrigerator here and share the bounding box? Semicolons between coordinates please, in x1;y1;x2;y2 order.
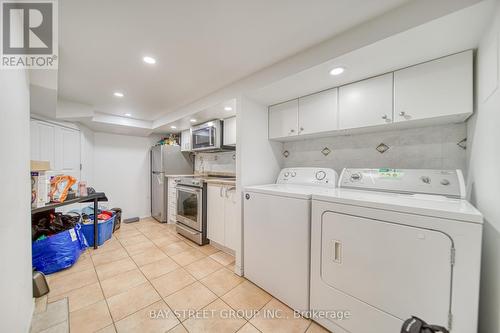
151;145;193;222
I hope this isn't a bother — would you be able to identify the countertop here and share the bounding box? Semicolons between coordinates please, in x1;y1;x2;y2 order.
164;173;236;186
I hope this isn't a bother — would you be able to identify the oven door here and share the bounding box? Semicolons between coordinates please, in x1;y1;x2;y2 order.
192;126;217;151
176;185;202;231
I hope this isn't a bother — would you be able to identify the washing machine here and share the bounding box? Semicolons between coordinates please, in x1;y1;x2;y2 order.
244;167;338;312
310;168;483;333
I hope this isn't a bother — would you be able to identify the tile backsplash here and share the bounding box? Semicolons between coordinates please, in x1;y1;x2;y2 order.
195;151;236;174
282;123;467;175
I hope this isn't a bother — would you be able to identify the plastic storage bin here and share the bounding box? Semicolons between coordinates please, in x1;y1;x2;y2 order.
81;215;115;246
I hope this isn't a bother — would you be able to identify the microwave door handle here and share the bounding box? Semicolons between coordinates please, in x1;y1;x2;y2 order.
209;128;213;146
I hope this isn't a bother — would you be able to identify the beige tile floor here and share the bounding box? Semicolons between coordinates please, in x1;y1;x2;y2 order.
34;217;330;333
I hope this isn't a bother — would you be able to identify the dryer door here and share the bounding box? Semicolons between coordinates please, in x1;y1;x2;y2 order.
321;211;452;329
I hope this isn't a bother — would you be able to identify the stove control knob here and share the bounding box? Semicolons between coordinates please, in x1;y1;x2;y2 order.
440;179;450;186
291;172;296;177
192;180;200;186
284;172;290;177
350;173;362;182
316;171;326;181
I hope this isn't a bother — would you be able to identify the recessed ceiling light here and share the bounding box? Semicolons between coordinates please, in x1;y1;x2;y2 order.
190;119;197;123
224;106;233;111
113;92;124;97
124;113;132;117
170;125;177;129
329;67;345;76
143;56;156;64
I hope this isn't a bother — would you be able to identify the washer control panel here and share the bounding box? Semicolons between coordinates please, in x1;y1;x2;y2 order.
277;167;338;187
339;168;465;199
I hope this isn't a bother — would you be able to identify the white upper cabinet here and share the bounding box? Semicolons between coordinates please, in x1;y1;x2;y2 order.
60;127;81;171
298;88;338;135
181;129;191;151
30;119;81;172
339;73;394;130
268;99;298;139
394;50;473;123
223;116;236;146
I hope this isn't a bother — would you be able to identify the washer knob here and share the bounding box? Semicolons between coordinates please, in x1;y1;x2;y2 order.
284;172;290;177
350;173;362;181
315;171;326;181
421;176;431;184
291;172;296;177
441;179;450;186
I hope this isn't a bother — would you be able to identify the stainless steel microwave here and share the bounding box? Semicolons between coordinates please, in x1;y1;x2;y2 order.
191;120;235;152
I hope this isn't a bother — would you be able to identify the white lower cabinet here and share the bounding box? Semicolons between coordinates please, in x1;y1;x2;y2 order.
207;184;226;245
207;183;238;250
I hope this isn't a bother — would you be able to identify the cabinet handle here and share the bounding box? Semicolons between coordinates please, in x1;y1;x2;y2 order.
381;114;388;120
399;111;406;117
219;187;223;197
290;129;295;133
299;127;304;133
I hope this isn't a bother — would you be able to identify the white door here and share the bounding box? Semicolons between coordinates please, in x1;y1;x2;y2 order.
298;88;338;135
394;50;472;122
60;127;81;171
30;120;40;161
224;186;238;251
38;122;56;169
321;211;452;331
339;73;393;129
268;99;298;139
207;184;225;244
223;117;236;146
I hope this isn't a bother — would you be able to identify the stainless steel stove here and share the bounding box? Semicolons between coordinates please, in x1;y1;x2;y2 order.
175;177;208;245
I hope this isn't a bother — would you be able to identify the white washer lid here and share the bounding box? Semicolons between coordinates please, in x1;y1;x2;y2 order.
313;188;483;223
244;184;333;200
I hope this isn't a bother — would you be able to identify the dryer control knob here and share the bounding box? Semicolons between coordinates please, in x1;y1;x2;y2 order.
441;179;450;186
315;171;326;180
291;172;296;177
284;172;290;177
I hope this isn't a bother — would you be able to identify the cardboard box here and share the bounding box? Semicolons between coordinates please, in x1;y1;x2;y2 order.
31;171;50;208
31;160;51;171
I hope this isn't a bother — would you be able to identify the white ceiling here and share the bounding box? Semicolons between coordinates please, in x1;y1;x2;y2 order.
58;0;412;121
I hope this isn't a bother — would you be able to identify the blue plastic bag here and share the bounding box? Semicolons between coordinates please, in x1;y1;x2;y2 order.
32;224;89;274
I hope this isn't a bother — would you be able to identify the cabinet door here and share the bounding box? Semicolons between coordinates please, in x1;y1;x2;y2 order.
38;122;56;169
339;73;393;129
223;116;236;146
224;186;239;251
268;99;298;139
298;88;338;135
60;127;81;171
207;184;225;245
30;120;40;161
181;130;191;151
394;50;472;122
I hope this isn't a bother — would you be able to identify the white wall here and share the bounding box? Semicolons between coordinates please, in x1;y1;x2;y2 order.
0;70;33;330
467;1;500;332
93;133;156;219
236;96;282;275
79;124;95;185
